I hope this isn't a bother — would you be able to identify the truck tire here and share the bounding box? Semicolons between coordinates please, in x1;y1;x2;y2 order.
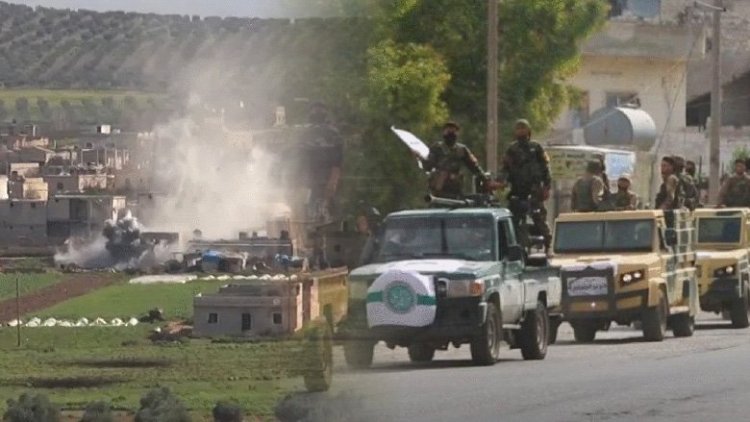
408;343;435;363
671;313;695;337
729;286;750;329
344;340;375;369
519;301;549;360
572;323;597;343
548;316;562;345
470;304;501;366
642;290;668;341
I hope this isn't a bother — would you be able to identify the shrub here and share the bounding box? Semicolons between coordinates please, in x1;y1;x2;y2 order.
212;402;243;422
134;387;190;422
3;392;60;422
80;401;113;422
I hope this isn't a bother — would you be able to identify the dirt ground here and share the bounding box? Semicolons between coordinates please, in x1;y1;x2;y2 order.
0;273;121;322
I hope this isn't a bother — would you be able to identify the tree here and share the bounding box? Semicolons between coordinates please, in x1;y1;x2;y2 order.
379;0;607;160
342;0;606;214
134;387;190;422
3;393;60;422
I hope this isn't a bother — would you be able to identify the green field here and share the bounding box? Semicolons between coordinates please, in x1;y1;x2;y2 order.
34;280;226;320
0;88;163;107
0;273;64;301
0;327;305;419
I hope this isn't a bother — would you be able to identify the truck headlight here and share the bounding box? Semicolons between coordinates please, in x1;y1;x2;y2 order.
445;279;484;297
620;269;646;285
714;265;737;277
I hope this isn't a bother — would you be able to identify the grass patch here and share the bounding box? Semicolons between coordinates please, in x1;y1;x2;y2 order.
0;327;308;418
0;273;64;301
0;88;163;106
33;280;225;320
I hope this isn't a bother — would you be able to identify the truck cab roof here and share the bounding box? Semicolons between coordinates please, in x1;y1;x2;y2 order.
388;207;513;220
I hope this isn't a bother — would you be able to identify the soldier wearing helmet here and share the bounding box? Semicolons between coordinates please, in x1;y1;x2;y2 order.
613;174;638;210
498;119;552;250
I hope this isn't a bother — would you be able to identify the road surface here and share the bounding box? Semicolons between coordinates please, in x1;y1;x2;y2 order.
282;313;750;422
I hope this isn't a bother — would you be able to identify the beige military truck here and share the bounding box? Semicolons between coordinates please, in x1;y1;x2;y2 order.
694;208;750;328
550;210;698;342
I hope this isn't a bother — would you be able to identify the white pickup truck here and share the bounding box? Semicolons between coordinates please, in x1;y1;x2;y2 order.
338;204;562;367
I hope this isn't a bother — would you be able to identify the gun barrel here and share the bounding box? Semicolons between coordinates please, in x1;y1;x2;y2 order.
424;194;474;207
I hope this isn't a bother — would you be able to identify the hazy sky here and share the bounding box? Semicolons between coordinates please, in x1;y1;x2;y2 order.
11;0;335;18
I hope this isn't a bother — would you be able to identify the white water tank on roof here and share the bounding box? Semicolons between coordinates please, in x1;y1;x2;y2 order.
584;107;657;151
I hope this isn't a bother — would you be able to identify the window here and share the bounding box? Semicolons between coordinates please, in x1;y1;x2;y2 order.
56;182;64;190
571;91;590;128
555;220;655;253
606;92;640;108
207;313;218;324
241;313;252;331
273;313;282;325
30;203;36;209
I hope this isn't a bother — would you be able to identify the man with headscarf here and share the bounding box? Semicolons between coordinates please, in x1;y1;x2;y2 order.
498;119;553;251
419;121;488;199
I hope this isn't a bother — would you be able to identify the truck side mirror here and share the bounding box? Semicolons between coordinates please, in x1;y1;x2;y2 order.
506;245;524;262
664;228;678;247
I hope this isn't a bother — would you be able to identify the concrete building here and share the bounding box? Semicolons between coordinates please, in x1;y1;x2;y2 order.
45;173;109;195
551;19;704;140
7;176;48;200
17;146;55;164
193;281;305;338
81;147;129;170
0;199;48;246
47;194;127;242
7;162;40;177
193;269;348;338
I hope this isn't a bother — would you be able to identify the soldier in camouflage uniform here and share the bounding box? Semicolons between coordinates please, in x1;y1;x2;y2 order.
719;159;750;207
571;161;605;212
655;156;684;210
499;119;552;251
420;121;488;199
613;174;638;210
673;156;698;210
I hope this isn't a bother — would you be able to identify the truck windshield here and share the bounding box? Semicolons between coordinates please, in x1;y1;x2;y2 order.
555;219;654;253
375;215;496;262
697;217;742;243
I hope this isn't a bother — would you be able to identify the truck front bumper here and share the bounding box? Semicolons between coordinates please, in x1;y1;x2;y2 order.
338;297;485;345
562;289;649;322
700;277;741;311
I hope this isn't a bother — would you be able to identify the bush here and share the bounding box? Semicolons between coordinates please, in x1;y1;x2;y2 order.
3;392;60;422
134;387;190;422
212;402;244;422
80;401;113;422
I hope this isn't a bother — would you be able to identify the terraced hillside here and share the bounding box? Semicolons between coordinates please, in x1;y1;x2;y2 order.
0;2;370;100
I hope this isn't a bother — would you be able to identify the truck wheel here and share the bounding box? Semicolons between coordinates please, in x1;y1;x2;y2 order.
548;316;562;345
408;343;435;363
344;340;375;369
470;304;501;366
642;290;668;341
519;301;549;360
572;323;596;343
729;287;750;329
671;313;695;337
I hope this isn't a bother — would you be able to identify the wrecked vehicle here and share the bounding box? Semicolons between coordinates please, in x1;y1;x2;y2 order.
694;208;750;328
551;210;698;342
339;199;562;368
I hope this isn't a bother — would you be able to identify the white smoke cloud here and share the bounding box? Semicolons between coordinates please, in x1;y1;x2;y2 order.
139;114;285;240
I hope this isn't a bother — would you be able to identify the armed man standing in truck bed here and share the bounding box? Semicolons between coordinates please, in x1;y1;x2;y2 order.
498;119;552;251
570;161;605;212
718;158;750;207
417;121;489;199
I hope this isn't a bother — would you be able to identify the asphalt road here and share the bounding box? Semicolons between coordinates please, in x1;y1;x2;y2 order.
285;313;750;422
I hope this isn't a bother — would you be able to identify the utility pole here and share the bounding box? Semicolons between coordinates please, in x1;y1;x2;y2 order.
486;0;499;174
707;0;724;204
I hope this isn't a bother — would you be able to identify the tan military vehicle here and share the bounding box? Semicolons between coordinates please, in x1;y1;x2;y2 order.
550;210;698;342
694;208;750;328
